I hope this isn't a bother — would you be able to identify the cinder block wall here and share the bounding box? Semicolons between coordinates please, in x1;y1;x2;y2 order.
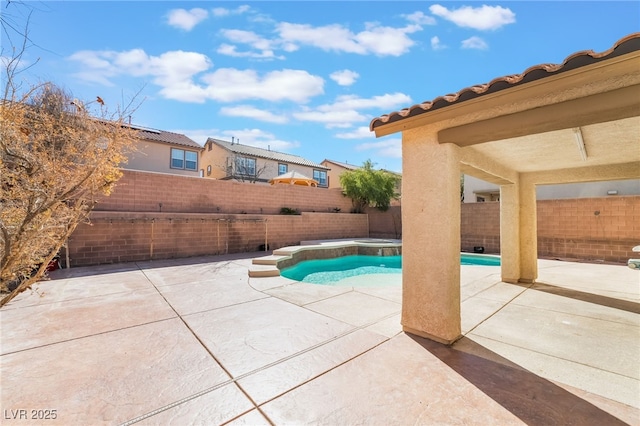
460;202;501;253
367;206;402;239
68;170;638;266
96;170;353;214
537;196;639;264
457;197;639;263
66;211;368;267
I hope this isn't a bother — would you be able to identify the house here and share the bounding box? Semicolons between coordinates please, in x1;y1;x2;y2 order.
124;125;203;177
321;159;403;203
463;174;640;202
320;159;358;189
201;138;330;187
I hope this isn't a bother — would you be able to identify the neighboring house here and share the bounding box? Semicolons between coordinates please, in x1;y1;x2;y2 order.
321;159;403;202
124;125;203;177
320;159;358;189
463;175;640;202
202;138;330;187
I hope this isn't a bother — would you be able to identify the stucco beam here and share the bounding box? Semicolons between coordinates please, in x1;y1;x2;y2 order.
522;161;640;186
459;146;518;185
438;85;640;147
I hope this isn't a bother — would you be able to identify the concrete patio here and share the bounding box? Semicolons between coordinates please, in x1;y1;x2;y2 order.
1;251;638;425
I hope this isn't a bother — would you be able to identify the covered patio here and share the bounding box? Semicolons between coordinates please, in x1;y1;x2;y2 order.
370;32;640;344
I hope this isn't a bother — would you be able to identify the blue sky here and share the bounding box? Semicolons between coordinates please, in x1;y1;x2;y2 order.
2;1;638;173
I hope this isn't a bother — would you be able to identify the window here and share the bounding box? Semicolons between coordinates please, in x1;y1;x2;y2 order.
278;163;288;175
313;170;327;187
235;156;256;176
171;148;198;171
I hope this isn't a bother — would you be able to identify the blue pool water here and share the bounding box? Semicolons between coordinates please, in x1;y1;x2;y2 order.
281;254;500;284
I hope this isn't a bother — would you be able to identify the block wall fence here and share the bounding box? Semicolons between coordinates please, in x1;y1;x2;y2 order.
64;170;640;266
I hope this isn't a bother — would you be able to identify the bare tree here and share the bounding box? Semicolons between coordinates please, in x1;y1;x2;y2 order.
0;16;140;307
218;153;270;183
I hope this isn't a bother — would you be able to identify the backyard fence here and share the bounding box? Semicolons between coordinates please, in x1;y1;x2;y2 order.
63;170;639;266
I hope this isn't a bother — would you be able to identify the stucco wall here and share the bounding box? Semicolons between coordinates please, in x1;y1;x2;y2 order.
200;143;328;183
125;140;201;177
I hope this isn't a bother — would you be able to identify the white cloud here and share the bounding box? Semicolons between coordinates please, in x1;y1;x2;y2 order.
212;5;251;17
335;126;375;140
293;93;411;129
431;36;446;50
356;138;402;159
330;70;360;86
167;8;209;31
220;105;288;123
69;49;324;103
217;44;280;59
217;29;284;59
293;108;367;129
403;11;437;25
461;36;488;50
331;93;412;111
276;21;420;56
429;4;516;31
201;68;324;103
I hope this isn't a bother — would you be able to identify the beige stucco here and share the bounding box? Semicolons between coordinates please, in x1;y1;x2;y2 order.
401;129;461;344
375;46;640;344
320;160;355;189
201;142;326;184
125;139;201;177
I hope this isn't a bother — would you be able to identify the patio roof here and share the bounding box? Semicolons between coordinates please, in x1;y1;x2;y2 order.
371;32;640;185
367;32;640;345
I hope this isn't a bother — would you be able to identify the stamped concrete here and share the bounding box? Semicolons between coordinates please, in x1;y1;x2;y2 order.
1;250;638;425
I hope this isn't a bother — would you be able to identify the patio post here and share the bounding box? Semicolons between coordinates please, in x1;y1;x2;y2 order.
500;182;521;283
500;178;538;283
519;178;538;283
401;128;461;344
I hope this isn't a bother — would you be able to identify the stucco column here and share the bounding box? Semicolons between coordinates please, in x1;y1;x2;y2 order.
401;129;461;345
500;178;538;283
500;183;520;283
519;178;538;283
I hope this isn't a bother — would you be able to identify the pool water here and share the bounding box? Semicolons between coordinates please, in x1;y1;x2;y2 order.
281;254;500;285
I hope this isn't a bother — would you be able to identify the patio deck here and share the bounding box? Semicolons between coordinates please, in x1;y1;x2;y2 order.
1;250;638;425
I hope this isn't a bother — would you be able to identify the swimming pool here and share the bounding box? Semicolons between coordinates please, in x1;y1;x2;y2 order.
280;253;500;285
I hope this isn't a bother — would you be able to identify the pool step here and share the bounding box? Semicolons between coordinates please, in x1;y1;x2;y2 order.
248;264;280;278
252;254;288;265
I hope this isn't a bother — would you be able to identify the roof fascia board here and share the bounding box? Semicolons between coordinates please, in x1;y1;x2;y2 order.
439;83;640;147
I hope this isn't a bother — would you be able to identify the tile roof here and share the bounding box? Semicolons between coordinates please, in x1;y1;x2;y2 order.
208;138;329;169
131;125;203;150
322;159;359;170
370;32;640;131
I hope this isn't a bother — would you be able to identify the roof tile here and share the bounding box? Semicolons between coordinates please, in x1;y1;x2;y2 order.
209;138;328;169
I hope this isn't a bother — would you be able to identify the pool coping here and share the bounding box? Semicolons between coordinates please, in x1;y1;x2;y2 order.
248;239;402;278
248;239;501;278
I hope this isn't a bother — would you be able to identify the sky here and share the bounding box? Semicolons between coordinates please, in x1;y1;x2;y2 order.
1;1;638;173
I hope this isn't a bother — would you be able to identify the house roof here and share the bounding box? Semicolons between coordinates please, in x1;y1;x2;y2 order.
370;32;640;132
132;125;203;150
322;159;359;171
209;138;329;170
